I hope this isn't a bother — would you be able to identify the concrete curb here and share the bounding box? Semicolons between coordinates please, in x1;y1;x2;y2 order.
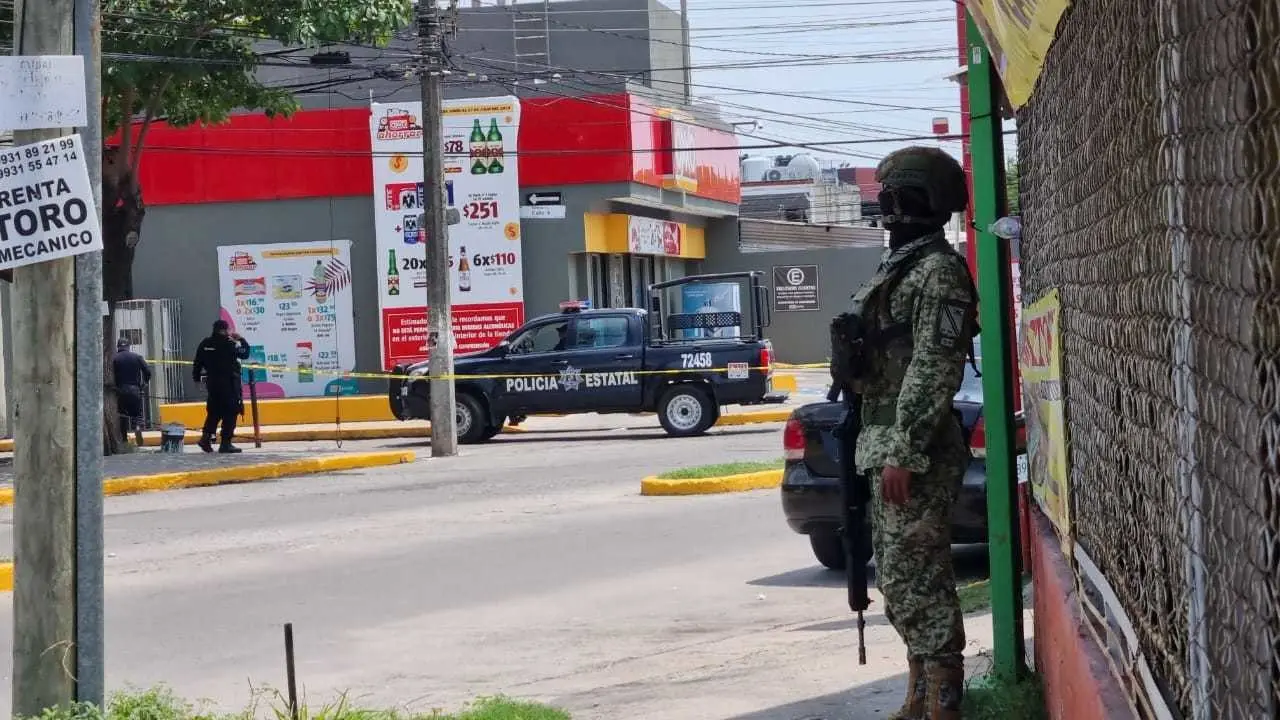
0;425;526;452
0;450;415;508
640;468;783;496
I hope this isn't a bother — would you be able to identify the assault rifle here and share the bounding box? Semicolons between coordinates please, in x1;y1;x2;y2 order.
827;382;872;665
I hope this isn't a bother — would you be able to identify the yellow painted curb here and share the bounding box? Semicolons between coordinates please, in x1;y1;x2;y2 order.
0;562;11;592
0;424;525;453
0;450;415;507
772;373;798;394
160;395;394;427
715;409;792;426
640;468;783;496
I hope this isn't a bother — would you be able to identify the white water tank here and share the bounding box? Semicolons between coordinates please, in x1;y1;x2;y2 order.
785;153;822;182
740;155;772;182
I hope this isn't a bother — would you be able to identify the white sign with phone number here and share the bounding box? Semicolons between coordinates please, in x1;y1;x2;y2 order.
0;134;101;271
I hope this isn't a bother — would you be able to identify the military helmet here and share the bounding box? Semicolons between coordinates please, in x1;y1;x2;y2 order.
875;146;968;227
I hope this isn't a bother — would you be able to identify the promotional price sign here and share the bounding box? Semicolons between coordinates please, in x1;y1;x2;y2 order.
216;241;358;398
370;97;526;369
0;134;101;270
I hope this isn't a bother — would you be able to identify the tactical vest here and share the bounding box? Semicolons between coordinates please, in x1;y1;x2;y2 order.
829;241;980;392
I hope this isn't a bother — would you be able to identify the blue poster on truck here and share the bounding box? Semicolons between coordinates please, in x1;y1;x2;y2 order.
679;282;741;339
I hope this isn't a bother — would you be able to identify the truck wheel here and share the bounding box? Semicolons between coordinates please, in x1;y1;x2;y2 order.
810;531;847;571
658;384;715;437
455;393;487;444
479;418;504;442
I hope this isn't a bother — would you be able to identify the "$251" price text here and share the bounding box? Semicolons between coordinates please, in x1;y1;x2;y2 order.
462;200;499;220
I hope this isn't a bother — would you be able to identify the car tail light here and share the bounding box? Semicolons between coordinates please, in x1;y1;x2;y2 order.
969;416;987;452
969;415;1028;454
760;345;774;376
783;416;805;460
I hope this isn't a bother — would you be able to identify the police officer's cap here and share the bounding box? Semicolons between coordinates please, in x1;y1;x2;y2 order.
875;146;968;222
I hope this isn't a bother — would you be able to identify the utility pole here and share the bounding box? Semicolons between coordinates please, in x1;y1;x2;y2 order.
418;0;458;456
73;0;105;705
680;0;691;104
11;0;81;715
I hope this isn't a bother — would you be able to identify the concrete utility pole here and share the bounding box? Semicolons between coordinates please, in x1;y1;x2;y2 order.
11;0;80;714
418;0;458;456
680;0;691;104
72;0;106;705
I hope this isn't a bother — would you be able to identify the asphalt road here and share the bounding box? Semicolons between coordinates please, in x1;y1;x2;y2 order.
0;414;1006;719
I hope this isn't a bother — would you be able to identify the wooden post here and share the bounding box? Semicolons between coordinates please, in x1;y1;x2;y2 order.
10;0;81;715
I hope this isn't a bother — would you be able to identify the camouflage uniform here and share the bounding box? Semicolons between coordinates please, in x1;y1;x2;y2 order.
848;147;976;719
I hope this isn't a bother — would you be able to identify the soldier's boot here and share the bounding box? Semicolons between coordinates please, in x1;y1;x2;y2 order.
924;662;964;719
887;657;927;720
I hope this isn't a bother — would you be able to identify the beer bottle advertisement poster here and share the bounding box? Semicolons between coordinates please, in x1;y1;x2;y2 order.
369;97;526;370
215;241;358;398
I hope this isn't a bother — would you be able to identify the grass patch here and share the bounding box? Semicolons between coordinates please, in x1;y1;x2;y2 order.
655;459;783;480
962;671;1047;720
957;579;993;614
957;574;1034;615
19;686;570;720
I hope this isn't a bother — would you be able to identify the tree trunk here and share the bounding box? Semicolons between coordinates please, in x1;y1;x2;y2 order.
101;149;145;456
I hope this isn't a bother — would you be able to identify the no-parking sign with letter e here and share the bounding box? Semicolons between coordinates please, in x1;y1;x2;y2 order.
0;134;101;271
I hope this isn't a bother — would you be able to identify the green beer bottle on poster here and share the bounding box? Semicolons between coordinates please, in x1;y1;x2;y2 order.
469;118;488;175
387;248;400;296
486;117;504;174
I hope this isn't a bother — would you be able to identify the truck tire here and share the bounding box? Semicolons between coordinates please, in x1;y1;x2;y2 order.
810;531;847;571
455;393;487;444
657;384;715;437
479;417;505;442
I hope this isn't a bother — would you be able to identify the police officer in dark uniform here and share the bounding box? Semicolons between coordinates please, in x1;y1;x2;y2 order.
192;319;251;453
112;338;151;442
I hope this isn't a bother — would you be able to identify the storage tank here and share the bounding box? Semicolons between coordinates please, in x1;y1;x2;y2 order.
785;153;822;182
740;155;772;182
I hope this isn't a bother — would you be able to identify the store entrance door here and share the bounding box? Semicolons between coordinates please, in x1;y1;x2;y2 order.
629;255;656;308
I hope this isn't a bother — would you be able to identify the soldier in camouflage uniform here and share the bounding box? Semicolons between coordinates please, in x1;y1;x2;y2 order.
848;146;976;719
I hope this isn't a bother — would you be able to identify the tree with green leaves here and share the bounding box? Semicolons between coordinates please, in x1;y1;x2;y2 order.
2;0;413;452
1005;158;1020;215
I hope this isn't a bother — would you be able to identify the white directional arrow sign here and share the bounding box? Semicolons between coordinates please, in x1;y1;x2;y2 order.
526;192;563;206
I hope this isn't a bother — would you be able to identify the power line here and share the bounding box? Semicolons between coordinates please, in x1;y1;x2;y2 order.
454;55;925;153
470;0;948;64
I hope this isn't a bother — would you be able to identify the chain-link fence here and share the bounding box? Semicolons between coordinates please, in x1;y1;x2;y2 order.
1016;0;1279;717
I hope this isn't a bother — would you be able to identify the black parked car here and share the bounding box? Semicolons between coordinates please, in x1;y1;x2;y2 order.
779;355;1027;569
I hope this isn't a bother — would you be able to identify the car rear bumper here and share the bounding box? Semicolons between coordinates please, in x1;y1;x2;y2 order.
780;460;990;544
389;367;429;420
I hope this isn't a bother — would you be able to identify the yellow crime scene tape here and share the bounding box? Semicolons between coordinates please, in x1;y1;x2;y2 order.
144;358;793;383
774;362;831;370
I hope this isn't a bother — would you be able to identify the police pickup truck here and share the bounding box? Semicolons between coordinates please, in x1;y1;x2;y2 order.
388;271;788;443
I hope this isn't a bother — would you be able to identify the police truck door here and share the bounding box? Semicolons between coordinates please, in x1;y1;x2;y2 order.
495;318;574;414
561;315;643;411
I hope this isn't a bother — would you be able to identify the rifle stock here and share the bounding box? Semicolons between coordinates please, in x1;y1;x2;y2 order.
830;384;872;665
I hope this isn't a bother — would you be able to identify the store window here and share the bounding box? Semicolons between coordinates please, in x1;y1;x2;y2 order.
580;253;681;309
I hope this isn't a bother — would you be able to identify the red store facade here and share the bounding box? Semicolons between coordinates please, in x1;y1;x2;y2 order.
128;90;742;390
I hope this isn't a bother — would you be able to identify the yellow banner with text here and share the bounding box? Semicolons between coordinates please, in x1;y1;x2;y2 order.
1018;288;1071;543
964;0;1073;108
